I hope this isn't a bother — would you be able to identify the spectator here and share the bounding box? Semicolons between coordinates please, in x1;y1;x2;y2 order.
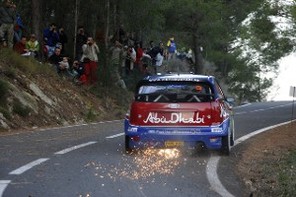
26;33;40;59
140;48;152;75
125;45;136;75
167;37;177;60
135;41;143;70
57;56;70;75
110;40;123;68
43;23;60;58
72;60;86;85
13;13;24;44
120;45;128;78
148;41;164;65
0;0;16;48
110;40;126;87
58;27;68;55
48;47;62;69
81;37;100;85
75;26;87;60
13;35;29;56
149;40;154;51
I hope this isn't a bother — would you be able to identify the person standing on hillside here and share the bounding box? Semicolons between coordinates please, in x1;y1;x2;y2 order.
58;27;68;55
75;26;87;60
0;0;16;48
167;37;177;60
81;37;100;85
43;23;60;58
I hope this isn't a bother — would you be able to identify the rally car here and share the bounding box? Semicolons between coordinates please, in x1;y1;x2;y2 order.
124;73;234;155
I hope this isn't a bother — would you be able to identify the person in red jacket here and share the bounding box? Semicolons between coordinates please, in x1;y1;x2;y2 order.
13;35;29;55
135;41;143;71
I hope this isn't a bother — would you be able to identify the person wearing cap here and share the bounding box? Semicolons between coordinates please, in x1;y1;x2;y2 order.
167;37;177;60
26;33;40;59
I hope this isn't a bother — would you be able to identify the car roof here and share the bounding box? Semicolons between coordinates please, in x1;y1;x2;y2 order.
140;73;215;84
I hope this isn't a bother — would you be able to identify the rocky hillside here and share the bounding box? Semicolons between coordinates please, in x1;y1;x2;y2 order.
0;49;129;133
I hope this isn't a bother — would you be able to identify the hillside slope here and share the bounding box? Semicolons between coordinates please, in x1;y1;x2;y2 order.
0;49;128;133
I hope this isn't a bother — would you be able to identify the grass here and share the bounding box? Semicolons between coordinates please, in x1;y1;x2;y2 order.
0;48;55;76
278;150;296;196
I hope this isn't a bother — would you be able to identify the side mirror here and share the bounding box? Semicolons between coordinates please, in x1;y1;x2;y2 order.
226;97;235;107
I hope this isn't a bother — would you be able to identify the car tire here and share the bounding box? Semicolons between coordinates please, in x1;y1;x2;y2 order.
230;130;235;146
220;132;230;156
230;119;235;146
125;135;132;153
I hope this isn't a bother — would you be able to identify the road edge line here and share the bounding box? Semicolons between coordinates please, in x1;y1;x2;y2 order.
0;180;11;197
207;120;294;197
9;158;49;175
54;141;97;155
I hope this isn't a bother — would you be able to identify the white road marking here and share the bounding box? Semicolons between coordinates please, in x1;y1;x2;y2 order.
207;119;294;197
235;103;292;115
0;180;11;197
207;157;235;197
9;158;49;175
1;120;122;137
106;133;124;139
54;141;97;155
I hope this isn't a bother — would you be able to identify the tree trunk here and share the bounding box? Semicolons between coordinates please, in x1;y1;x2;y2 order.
73;0;79;59
193;33;203;74
105;0;110;49
31;0;41;40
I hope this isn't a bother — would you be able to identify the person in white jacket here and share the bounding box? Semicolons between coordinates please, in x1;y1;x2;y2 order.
81;37;100;85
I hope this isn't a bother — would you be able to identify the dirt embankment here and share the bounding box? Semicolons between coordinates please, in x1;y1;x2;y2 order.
235;121;296;196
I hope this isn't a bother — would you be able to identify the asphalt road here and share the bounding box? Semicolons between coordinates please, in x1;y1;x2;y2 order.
0;101;295;197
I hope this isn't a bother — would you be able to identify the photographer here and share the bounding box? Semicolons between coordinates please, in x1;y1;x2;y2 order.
0;0;16;48
43;23;60;58
81;37;100;85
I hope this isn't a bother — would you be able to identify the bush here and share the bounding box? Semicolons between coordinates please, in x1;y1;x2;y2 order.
85;106;97;122
0;79;9;105
12;100;31;117
0;107;11;120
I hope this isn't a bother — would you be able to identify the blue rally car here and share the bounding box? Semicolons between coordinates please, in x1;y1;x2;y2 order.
124;73;234;155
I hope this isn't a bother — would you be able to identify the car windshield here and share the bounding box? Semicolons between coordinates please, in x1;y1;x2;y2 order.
135;81;214;103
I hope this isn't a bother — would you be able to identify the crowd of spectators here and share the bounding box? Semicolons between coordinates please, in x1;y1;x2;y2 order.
1;0;196;88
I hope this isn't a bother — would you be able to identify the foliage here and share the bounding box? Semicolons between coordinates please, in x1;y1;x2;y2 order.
85;104;97;122
0;107;11;120
0;79;9;105
12;100;31;117
11;0;296;103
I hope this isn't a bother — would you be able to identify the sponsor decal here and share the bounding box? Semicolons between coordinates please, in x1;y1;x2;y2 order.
148;129;200;134
128;127;138;132
168;103;180;108
143;112;205;124
211;127;223;133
